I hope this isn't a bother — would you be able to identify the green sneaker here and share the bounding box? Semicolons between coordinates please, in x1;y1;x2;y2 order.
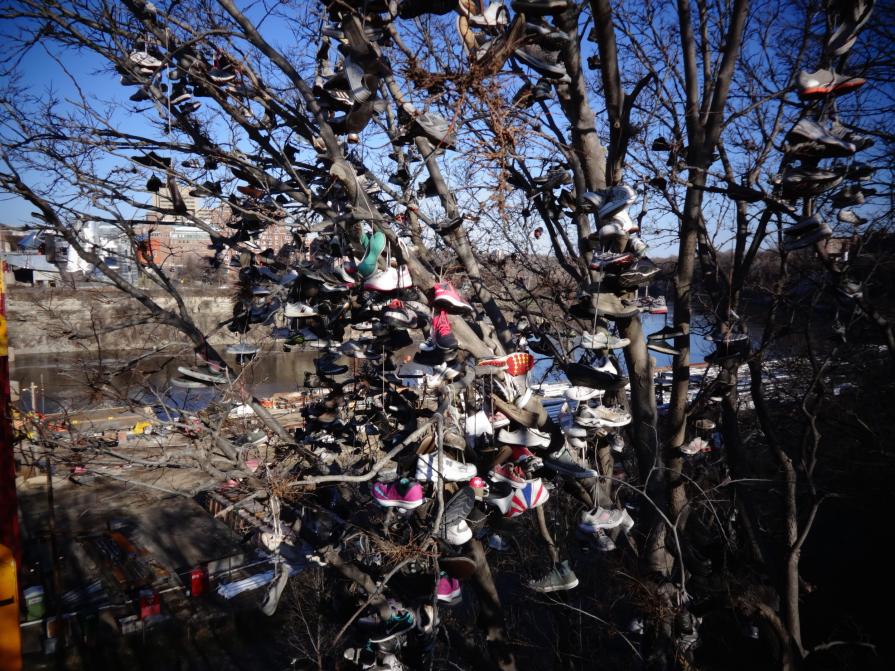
357;231;386;278
528;560;579;593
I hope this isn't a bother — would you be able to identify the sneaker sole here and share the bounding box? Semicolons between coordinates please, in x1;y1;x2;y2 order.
415;468;475;482
437;593;463;605
368;623;415;643
595;418;631;428
578;520;623;532
373;498;424;509
433;295;472;312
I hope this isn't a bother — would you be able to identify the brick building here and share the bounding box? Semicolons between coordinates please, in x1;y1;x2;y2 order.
139;190;294;273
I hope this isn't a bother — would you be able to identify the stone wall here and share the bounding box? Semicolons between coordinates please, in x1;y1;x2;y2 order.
6;286;236;354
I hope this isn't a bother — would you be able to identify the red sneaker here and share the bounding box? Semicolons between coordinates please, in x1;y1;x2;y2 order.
433;281;473;313
489;463;528;488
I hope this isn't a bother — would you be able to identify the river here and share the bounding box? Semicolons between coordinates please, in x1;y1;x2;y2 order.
10;312;724;414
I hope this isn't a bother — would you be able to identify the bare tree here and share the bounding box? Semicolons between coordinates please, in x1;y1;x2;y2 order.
1;0;892;668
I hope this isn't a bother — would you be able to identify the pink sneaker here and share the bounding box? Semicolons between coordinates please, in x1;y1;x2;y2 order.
372;479;424;509
437;575;462;603
433;281;472;313
433;310;458;350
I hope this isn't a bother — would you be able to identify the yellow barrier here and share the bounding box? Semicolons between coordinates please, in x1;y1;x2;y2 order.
0;544;22;671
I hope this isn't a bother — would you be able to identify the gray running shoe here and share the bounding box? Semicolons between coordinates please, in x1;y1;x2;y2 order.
514;44;568;80
543;446;599;478
412;111;457;149
528;560;579;593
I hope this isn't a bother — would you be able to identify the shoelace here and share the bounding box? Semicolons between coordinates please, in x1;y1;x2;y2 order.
433;310;452;337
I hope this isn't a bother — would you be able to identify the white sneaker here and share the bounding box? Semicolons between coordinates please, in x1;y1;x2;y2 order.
593;405;631;427
592;356;618;375
363;267;399;292
396;265;413;288
415;452;477;482
579;506;626;532
681;437;711;455
465;410;493;439
497;427;551;448
566;385;601;401
442;519;473;545
284;301;317;318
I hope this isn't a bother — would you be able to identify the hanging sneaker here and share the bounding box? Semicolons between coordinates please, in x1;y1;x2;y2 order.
680;437;711;456
497;427;552;448
798;69;865;98
484;481;515;514
837;209;867;226
510;445;544;471
598;184;638;220
440;518;473;545
384;299;417;328
367;608;416;643
415;452;477;482
465;409;494;440
591;405;632;428
579;506;626;532
128;51;162;69
419;335;437;352
543;446;599;478
372;479;425;509
433;281;473;313
588;250;636;270
432;310;458;350
580;330;630;350
648;340;679;356
284;301;317;318
563;360;626;390
648;324;685;341
437;574;462;604
528;560;579;593
364;267;399;292
489;463;529;488
357;231;386;278
396;265;413;288
507;478;549;517
649;296;669;315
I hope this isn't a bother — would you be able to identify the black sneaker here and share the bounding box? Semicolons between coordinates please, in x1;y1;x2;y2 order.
146;174;163;192
315;355;348;377
647;324;685;342
647;340;679;356
432;310;458;350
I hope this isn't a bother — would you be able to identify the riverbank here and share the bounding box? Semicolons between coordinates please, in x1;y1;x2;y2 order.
5;286;235;355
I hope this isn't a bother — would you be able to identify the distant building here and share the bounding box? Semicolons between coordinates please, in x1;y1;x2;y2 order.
139;189;295;271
